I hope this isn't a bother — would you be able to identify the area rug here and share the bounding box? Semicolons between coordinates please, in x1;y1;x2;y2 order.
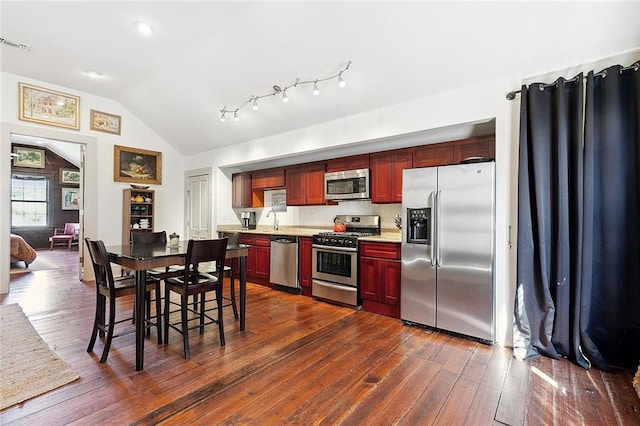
0;303;79;410
9;257;59;275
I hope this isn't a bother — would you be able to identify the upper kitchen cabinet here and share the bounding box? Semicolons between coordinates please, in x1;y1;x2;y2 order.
232;172;252;208
252;167;285;190
413;142;456;168
370;149;412;203
454;135;495;163
286;161;326;205
326;154;370;172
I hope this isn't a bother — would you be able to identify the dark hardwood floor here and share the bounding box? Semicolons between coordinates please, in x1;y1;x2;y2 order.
2;249;639;425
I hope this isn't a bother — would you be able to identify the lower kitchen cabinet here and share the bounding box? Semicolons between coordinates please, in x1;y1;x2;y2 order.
298;237;313;297
239;234;271;286
359;241;401;318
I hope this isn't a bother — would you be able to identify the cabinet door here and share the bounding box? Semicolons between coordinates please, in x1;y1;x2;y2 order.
285;167;305;205
286;162;326;205
382;259;401;307
370;152;394;203
254;245;271;282
305;162;326;205
326;154;370;172
370;149;412;203
232;173;252;208
454;136;495;163
359;256;380;302
252;168;285;189
413;143;455;168
392;150;413;202
298;237;313;295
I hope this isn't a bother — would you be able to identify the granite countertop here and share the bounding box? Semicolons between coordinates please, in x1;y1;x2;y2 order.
216;225;402;243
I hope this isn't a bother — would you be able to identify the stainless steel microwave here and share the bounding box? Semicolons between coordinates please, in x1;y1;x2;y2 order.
324;168;370;201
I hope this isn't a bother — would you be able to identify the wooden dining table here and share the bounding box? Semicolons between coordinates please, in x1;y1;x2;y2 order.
106;241;250;371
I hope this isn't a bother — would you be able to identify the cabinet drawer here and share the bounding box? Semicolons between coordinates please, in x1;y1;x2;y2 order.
253;236;271;247
360;242;401;259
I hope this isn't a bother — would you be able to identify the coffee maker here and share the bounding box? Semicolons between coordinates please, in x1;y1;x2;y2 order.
241;211;256;230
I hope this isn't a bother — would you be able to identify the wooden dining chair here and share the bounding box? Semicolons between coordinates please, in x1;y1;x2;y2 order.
131;231;183;281
84;238;163;363
163;238;228;359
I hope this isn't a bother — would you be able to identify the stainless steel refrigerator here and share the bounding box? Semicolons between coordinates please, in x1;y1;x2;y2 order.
401;162;495;342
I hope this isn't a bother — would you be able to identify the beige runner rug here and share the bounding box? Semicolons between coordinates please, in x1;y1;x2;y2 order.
0;304;79;410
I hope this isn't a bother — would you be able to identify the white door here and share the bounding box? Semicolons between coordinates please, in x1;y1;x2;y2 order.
186;173;210;240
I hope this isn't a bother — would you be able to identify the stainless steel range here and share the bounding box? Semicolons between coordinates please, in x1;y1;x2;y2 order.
312;215;380;306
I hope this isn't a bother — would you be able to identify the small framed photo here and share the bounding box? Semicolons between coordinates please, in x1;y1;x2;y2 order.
61;187;80;210
18;82;80;130
13;147;45;168
60;168;80;185
114;145;162;185
90;109;121;135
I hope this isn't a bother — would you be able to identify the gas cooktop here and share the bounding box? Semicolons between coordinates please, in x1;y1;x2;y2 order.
316;231;376;237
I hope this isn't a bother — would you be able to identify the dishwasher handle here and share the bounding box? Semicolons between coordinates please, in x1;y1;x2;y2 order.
270;236;298;244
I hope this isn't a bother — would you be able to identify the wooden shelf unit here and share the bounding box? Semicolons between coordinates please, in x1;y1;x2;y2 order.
122;188;155;244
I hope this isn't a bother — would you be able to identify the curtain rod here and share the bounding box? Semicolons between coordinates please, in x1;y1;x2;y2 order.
506;61;639;100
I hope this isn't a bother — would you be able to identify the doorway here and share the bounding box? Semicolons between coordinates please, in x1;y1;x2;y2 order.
185;168;212;240
9;134;85;282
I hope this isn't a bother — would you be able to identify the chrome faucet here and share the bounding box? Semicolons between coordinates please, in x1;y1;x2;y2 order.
266;209;278;230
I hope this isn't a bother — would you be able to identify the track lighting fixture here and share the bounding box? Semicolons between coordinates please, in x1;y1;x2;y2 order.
219;60;351;123
0;36;30;51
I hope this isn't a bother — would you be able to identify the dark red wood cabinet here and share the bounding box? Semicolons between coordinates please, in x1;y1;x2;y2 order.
326;154;370;172
413;142;456;168
239;234;271;286
370;149;412;203
286;162;326;206
359;242;401;318
251;168;285;190
232;172;252;208
298;237;313;297
454;136;495;163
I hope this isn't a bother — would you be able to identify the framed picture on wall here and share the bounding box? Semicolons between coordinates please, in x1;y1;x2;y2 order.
90;109;121;135
113;145;162;185
13;147;45;168
60;168;80;185
18;82;80;130
61;187;80;210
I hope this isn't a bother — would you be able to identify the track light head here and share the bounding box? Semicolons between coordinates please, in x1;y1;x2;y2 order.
313;80;320;95
282;90;289;103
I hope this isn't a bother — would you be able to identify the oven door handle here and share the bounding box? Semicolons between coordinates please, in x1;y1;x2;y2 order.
312;245;358;253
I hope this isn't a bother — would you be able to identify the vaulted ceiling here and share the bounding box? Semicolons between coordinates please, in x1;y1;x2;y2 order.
2;2;638;156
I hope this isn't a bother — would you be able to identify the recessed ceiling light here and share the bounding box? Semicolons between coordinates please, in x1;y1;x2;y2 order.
136;21;153;35
85;70;103;78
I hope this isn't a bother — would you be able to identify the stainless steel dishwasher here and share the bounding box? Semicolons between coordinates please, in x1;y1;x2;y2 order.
270;235;299;292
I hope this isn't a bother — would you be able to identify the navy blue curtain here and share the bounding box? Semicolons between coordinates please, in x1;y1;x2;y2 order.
581;64;640;369
514;62;640;370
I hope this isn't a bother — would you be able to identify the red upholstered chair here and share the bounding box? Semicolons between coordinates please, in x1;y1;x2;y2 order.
49;222;79;250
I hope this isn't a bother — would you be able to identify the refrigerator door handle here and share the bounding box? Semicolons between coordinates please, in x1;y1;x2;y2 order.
430;190;436;267
436;190;442;267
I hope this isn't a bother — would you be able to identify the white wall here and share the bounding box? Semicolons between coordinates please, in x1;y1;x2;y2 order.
1;72;185;292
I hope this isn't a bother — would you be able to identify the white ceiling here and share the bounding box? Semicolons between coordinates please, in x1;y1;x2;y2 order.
2;1;639;157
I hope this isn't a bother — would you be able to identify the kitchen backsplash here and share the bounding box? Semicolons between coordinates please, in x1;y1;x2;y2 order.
233;189;402;230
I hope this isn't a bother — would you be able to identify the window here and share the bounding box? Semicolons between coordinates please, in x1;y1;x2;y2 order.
11;175;49;226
